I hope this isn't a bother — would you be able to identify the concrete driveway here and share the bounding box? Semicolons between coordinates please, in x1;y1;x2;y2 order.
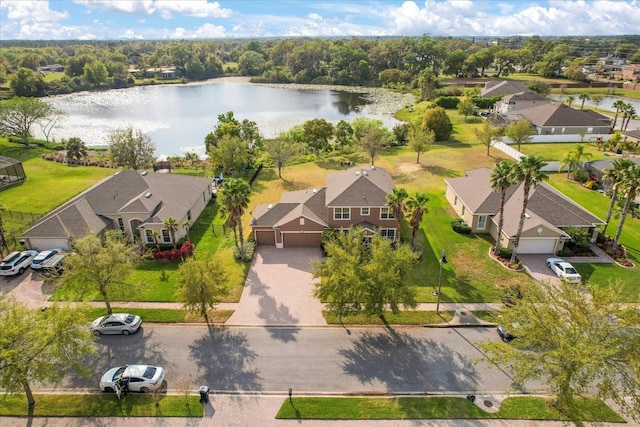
517;255;560;285
226;246;327;327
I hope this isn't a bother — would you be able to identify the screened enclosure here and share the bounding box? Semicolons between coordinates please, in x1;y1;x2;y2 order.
0;156;26;189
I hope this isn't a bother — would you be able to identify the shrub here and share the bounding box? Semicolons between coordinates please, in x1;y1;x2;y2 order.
151;241;194;262
573;169;589;183
498;247;513;260
434;96;460;109
233;240;256;262
451;219;471;234
558;248;574;257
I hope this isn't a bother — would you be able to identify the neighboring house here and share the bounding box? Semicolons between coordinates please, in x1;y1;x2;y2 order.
481;80;529;98
36;64;64;73
622;129;640;145
21;170;213;251
585;157;640;192
621;64;640;82
251;166;400;248
0;156;26;189
445;168;605;254
494;90;550;114
508;103;611;135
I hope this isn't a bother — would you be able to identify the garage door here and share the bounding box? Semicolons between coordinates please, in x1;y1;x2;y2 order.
255;230;275;246
283;232;321;247
517;238;556;254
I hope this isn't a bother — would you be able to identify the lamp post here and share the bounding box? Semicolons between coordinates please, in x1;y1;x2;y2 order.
436;249;447;314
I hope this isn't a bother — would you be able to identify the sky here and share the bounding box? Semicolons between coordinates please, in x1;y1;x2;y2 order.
1;0;639;41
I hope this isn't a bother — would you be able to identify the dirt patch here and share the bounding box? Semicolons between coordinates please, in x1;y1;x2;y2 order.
398;162;422;176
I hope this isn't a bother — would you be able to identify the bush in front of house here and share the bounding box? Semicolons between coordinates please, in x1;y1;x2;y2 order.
498;247;513;260
233;240;256;262
151;241;195;262
451;219;472;235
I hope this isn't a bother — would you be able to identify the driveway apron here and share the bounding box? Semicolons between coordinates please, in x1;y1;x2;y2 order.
226;246;327;326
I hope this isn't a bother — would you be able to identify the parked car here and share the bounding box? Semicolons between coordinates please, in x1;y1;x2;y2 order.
0;250;38;276
546;257;582;283
91;313;142;336
100;364;165;393
496;324;517;342
30;249;62;270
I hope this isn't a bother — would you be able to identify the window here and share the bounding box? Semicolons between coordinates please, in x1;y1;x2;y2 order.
334;207;350;220
380;207;393;219
360;207;370;216
161;230;171;243
300;218;305;225
454;195;458;206
477;215;487;230
380;228;396;240
462;205;466;215
145;230;154;243
117;218;124;231
187;210;192;221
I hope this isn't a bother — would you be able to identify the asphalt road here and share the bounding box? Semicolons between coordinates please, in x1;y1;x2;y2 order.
53;325;545;395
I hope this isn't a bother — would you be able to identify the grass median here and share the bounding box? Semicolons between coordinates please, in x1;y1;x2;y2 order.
322;310;455;325
84;307;234;323
0;394;203;417
276;396;624;422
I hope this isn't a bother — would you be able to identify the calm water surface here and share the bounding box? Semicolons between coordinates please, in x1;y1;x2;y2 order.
45;79;406;158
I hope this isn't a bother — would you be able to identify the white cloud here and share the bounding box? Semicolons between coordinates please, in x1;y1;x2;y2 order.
74;0;155;14
153;1;232;19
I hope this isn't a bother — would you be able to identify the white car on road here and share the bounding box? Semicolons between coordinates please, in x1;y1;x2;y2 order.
91;313;142;336
546;257;582;283
100;365;165;393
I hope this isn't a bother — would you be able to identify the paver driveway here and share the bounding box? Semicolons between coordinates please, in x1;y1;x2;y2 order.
226;246;327;326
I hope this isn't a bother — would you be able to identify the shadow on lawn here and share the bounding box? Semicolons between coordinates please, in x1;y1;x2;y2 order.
190;325;262;392
339;328;480;392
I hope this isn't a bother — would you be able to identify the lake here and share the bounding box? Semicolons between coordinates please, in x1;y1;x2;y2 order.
549;94;640;113
44;78;412;158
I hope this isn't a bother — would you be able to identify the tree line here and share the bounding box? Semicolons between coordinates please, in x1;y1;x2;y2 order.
1;35;639;97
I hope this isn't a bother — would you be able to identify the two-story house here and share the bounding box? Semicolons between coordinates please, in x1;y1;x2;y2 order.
251;166;399;248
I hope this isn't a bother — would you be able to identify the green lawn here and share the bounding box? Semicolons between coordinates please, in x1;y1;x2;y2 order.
546;173;640;301
84;307;234;323
0;393;202;417
276;396;624;422
322;310;454;325
519;142;609;161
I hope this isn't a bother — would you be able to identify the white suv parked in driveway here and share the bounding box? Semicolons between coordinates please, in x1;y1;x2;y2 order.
0;250;38;277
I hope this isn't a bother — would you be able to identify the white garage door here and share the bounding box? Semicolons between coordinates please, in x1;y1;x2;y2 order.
517;238;556;254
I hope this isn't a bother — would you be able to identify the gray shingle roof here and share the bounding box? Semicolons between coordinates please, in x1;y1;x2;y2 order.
516;103;610;127
22;170;211;239
446;168;604;236
481;80;529;98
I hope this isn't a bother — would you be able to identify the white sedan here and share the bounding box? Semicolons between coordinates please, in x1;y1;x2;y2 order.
91;313;142;336
546;257;582;283
100;365;165;393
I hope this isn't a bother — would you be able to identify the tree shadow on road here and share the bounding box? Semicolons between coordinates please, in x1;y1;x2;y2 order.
338;329;480;393
190;325;262;392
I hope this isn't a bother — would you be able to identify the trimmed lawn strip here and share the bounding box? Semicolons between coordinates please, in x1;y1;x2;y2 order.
0;394;203;417
83;307;234;323
276;396;624;422
322;310;454;325
519;142;608;162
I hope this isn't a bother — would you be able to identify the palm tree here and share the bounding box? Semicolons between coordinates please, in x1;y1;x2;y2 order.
578;92;590;110
622;105;637;132
386;188;408;221
508;155;549;265
490;160;514;255
163;217;179;250
218;178;251;251
65;137;88;164
611;100;626;129
611;163;640;252
152;231;160;250
0;199;8;256
601;158;634;237
405;192;430;247
182;219;191;242
218;205;238;248
566;95;575;107
558;144;592;179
